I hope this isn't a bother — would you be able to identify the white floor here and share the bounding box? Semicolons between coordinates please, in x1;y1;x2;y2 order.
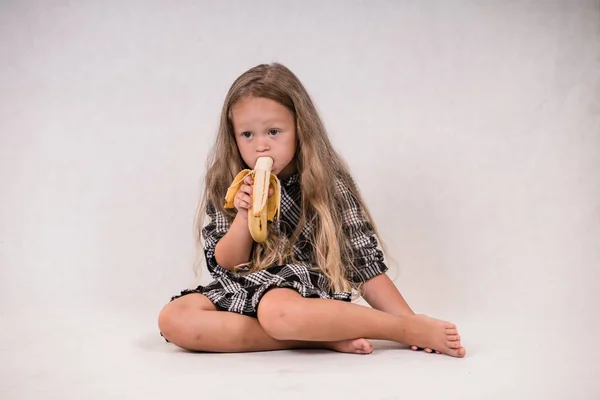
2;309;598;400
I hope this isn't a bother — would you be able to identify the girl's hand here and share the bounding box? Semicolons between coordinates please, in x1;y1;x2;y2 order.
233;176;254;219
233;176;274;219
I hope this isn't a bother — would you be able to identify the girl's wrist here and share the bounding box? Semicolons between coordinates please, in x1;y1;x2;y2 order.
235;210;248;221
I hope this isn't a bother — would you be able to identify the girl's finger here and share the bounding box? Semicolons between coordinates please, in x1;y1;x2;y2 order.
240;184;252;195
241;195;253;208
236;195;250;209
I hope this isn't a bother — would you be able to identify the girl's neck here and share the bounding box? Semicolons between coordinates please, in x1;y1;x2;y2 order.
277;162;298;180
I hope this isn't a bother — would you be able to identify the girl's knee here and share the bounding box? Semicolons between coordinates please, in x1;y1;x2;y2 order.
158;301;183;342
158;294;214;344
257;288;306;341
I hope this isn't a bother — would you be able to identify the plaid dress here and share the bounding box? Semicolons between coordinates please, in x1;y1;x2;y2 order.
169;172;388;317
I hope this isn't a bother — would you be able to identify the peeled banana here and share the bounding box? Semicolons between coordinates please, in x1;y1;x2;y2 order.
224;157;281;243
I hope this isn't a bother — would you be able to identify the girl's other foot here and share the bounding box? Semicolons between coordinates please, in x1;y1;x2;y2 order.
324;338;373;354
403;315;466;358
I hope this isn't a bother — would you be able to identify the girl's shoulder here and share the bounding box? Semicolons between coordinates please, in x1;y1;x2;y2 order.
333;175;361;205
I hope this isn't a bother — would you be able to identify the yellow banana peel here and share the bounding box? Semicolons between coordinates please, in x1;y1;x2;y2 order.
224;157;281;242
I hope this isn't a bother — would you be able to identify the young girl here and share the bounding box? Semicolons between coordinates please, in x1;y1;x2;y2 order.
158;63;466;357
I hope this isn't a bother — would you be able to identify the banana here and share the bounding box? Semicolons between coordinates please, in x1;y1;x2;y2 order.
224;157;281;243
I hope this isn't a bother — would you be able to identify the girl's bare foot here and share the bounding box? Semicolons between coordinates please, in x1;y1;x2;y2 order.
402;314;466;358
323;338;373;354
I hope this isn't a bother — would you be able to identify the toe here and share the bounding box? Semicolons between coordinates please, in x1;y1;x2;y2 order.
445;328;458;335
448;341;461;349
447;334;460;341
446;346;466;358
425;348;433;353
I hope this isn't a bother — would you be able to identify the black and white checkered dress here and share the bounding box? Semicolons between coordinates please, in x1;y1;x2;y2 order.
169;173;388;317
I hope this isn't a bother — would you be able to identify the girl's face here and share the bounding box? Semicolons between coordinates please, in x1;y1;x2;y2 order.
231;96;297;178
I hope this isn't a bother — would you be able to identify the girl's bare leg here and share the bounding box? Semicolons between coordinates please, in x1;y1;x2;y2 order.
257;288;466;358
158;293;373;354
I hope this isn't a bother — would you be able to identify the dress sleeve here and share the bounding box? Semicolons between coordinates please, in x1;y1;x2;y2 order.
201;202;232;277
336;179;389;284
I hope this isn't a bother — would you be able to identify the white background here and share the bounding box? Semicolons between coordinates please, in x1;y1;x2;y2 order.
1;1;599;399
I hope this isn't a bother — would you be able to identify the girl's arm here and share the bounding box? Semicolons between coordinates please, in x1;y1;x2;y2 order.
361;273;415;316
333;178;416;317
214;174;260;271
214;212;254;271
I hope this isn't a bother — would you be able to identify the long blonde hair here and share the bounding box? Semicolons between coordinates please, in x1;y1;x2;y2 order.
193;63;389;293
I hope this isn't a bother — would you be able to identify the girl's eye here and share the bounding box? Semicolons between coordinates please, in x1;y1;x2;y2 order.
268;129;280;136
242;132;253;139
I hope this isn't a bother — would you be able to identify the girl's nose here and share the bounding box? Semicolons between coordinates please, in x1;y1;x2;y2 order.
255;138;270;152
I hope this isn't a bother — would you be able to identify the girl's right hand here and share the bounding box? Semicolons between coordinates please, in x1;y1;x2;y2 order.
234;175;273;219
